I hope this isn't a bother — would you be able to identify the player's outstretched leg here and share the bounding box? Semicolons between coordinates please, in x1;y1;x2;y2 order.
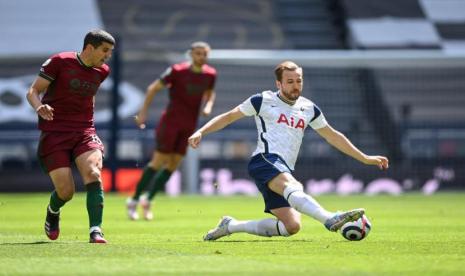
89;226;107;243
204;216;234;241
283;185;364;232
44;205;60;240
324;208;365;232
204;216;292;241
139;194;153;220
126;198;139;220
230;217;291;237
283;184;333;223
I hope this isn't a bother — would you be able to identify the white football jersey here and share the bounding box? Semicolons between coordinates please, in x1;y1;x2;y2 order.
239;90;327;170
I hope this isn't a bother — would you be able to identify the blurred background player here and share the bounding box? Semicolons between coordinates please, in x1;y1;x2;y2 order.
26;29;115;243
127;41;217;220
188;61;389;240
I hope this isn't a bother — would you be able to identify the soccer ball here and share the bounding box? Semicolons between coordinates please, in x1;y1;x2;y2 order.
340;214;372;241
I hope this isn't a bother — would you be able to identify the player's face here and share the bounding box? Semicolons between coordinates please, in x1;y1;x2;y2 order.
190;47;209;67
277;68;303;102
91;42;114;67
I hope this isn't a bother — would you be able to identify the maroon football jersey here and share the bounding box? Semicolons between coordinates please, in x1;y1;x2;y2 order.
38;52;110;131
160;62;216;127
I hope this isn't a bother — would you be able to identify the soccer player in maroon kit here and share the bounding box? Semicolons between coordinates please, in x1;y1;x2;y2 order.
126;41;217;220
26;30;115;243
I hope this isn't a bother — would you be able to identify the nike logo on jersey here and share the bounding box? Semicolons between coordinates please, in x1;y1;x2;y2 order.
277;114;305;130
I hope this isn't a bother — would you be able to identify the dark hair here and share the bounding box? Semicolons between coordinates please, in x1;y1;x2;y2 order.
83;29;115;50
190;41;211;51
274;61;301;81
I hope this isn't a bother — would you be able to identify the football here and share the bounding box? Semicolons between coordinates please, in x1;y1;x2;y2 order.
340;214;372;241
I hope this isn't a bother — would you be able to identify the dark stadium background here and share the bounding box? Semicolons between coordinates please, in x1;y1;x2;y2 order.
0;0;464;194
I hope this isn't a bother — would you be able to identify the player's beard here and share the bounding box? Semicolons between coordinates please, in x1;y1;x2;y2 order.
281;88;301;102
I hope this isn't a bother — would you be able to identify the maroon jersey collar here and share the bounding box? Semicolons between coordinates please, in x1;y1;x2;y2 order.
76;52;93;68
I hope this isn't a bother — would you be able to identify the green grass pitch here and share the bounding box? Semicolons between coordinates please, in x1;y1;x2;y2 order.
1;193;465;275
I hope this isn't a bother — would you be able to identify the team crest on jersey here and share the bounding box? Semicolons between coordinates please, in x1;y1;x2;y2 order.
277;114;305;130
70;79;81;90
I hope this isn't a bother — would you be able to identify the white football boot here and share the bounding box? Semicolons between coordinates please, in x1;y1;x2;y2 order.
324;208;365;232
203;216;234;241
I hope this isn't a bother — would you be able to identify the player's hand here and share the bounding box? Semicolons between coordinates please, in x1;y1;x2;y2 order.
188;131;202;149
364;155;389;170
201;106;212;117
36;104;54;121
134;112;147;129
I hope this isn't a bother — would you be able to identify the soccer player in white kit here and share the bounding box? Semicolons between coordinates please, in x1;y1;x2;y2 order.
188;61;389;240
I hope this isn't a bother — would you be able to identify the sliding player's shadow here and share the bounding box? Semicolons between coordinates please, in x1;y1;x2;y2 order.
207;239;315;243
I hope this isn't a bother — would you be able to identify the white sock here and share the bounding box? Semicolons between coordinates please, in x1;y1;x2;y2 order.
283;186;333;223
228;218;290;237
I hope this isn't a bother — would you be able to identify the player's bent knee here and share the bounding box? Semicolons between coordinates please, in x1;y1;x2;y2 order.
57;188;74;201
87;169;102;182
284;220;301;235
61;192;74;202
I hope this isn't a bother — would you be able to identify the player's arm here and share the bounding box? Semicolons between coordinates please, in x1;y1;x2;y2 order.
26;76;54;121
134;79;165;129
315;124;389;170
189;106;245;148
201;89;216;116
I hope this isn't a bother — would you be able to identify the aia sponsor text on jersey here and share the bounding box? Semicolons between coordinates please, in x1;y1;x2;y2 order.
277;114;305;130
